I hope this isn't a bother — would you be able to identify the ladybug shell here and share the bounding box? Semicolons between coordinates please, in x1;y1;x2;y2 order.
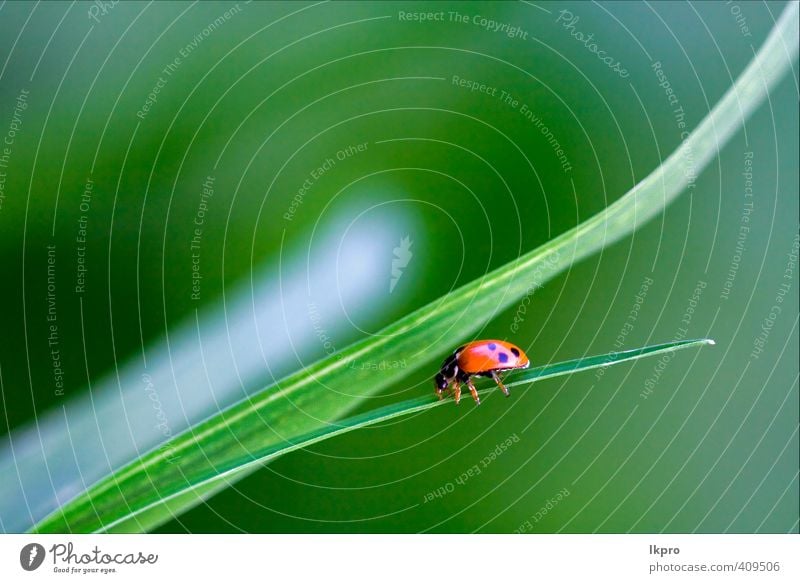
456;340;529;374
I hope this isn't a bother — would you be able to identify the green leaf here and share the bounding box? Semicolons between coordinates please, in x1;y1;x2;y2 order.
30;3;798;534
35;339;714;533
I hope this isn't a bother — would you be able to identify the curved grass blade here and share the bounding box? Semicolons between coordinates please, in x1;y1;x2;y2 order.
31;3;799;534
504;338;716;388
39;339;713;533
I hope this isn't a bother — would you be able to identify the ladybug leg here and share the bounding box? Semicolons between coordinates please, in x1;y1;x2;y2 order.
492;371;510;397
453;381;462;405
465;378;481;405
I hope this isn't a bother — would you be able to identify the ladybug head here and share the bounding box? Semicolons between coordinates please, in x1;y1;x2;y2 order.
434;372;448;393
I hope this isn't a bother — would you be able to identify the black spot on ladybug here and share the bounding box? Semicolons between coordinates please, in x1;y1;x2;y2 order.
498;352;509;363
488;342;497;350
510;347;520;357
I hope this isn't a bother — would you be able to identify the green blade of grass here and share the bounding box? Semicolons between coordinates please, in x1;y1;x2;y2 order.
42;339;714;533
31;3;798;534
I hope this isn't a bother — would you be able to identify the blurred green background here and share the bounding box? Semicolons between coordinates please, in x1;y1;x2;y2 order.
0;0;796;533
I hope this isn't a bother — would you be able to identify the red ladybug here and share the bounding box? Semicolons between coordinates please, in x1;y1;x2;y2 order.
434;340;530;405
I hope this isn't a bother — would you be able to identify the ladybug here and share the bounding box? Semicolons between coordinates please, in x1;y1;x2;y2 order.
434;340;530;405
